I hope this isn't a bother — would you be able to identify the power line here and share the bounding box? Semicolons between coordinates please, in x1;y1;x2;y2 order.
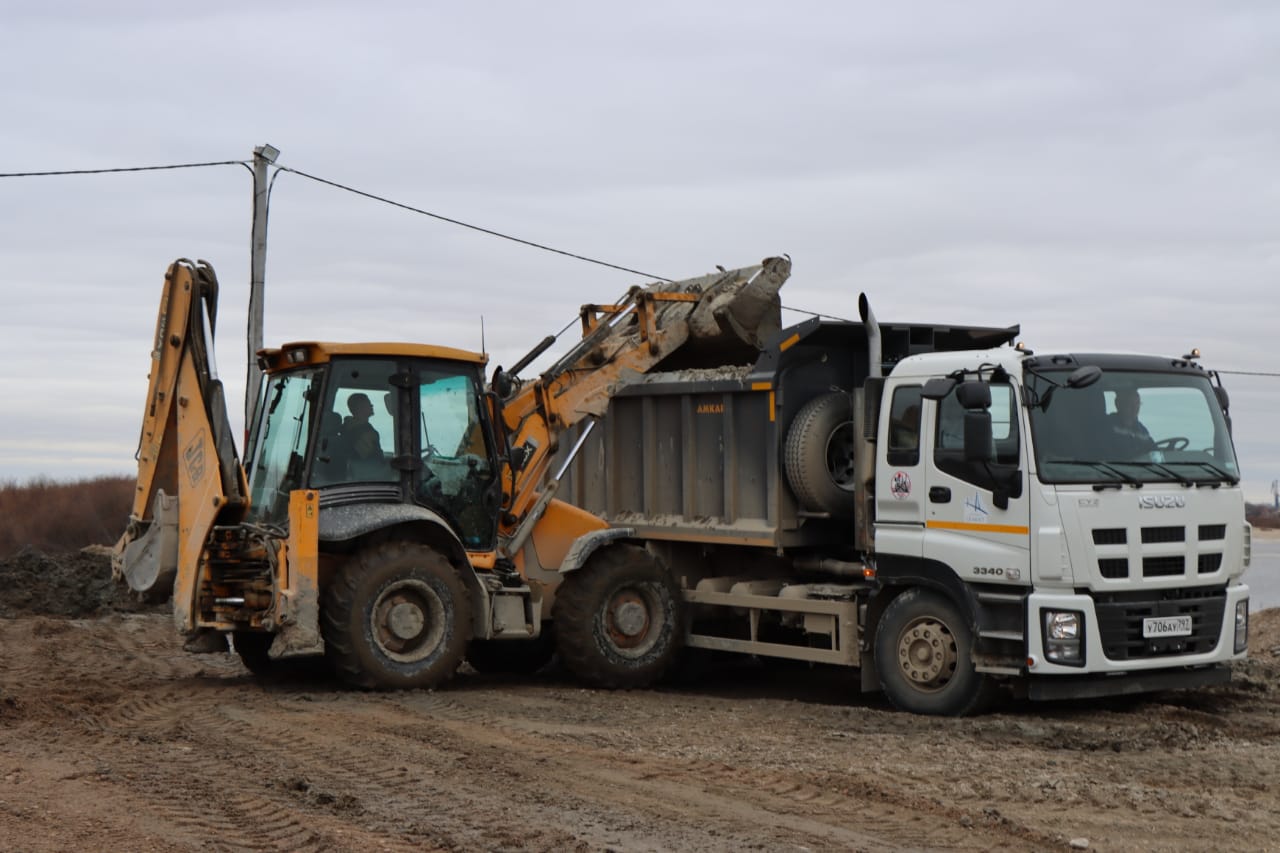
0;160;247;178
277;166;673;282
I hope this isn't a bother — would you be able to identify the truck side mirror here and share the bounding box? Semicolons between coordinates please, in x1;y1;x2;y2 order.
963;410;994;463
956;381;992;410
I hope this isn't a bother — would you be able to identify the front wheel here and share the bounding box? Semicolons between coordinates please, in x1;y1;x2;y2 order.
552;545;682;689
322;541;472;689
873;588;995;716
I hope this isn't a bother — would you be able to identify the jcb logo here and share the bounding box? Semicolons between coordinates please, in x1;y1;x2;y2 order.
1138;495;1185;509
183;432;207;488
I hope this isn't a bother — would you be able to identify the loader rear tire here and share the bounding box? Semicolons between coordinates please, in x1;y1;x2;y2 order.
322;541;471;690
784;392;859;515
552;545;682;689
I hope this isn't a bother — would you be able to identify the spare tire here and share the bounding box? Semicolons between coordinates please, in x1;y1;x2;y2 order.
784;391;859;515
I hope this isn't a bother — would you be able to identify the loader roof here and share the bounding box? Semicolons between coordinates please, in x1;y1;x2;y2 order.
258;341;488;371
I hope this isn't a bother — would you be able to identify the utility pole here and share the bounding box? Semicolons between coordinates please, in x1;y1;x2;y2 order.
246;143;280;432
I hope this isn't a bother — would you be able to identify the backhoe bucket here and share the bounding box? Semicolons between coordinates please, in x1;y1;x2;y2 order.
114;491;179;602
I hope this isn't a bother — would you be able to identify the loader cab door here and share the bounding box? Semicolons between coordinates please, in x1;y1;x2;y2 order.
311;358;402;488
414;364;501;549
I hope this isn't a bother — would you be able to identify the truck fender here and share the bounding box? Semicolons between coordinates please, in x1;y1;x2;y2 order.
863;555;982;646
558;527;637;575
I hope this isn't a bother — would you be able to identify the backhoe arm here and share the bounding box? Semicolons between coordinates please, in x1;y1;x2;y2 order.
112;260;249;603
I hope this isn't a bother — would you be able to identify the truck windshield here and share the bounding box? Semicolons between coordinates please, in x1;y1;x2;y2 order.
245;367;321;525
1027;369;1239;486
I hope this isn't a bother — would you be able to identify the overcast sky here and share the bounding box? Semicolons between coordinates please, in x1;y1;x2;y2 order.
2;1;1277;502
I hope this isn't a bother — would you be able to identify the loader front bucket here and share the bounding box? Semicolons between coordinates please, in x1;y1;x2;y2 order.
654;255;791;369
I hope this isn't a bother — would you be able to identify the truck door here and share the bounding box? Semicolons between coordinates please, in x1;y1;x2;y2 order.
922;380;1030;584
873;382;926;557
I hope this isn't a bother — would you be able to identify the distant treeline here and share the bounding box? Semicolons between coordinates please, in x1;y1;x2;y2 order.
0;476;134;557
1246;503;1280;529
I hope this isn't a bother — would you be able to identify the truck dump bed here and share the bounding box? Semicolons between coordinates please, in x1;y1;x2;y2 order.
556;316;1018;549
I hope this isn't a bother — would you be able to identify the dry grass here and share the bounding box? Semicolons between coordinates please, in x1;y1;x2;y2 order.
0;476;134;558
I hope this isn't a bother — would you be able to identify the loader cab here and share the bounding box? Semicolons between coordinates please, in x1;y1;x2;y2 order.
246;343;501;549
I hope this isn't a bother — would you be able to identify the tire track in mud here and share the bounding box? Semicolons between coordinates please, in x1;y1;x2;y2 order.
383;688;1069;851
378;691;954;850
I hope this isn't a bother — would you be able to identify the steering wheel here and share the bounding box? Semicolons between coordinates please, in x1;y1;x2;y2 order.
1155;436;1189;451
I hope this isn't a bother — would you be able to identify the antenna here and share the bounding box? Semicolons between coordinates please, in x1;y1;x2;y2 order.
1272;478;1278;510
480;315;486;356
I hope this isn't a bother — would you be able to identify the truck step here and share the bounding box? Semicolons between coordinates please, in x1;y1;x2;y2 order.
978;629;1024;642
976;591;1025;604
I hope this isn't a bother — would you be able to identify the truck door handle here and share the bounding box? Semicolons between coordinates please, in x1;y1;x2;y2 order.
929;487;951;503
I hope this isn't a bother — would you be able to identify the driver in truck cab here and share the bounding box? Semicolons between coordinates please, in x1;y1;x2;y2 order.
1107;388;1153;452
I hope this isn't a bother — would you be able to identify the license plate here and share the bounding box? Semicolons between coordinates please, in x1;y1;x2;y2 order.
1143;615;1193;638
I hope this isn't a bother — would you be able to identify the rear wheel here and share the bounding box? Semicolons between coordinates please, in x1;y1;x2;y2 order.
874;588;995;716
322;541;472;689
553;545;682;689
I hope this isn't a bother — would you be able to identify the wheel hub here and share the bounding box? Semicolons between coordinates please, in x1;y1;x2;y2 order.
897;618;958;690
387;601;425;640
606;590;652;648
371;579;446;662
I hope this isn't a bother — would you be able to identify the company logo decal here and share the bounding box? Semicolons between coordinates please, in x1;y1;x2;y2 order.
891;470;912;500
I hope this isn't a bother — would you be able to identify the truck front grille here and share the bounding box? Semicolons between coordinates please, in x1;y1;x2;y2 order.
1094;587;1226;661
1091;524;1230;581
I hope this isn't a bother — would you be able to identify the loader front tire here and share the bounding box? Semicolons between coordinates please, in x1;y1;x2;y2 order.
322;541;471;690
552;545;682;689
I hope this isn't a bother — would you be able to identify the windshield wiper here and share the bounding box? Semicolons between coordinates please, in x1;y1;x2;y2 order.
1046;459;1143;489
1108;459;1195;487
1164;459;1240;486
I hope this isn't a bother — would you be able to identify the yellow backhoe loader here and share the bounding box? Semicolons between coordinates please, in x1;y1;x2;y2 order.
113;256;789;688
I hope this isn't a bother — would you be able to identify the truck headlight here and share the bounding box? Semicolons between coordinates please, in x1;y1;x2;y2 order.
1235;600;1249;654
1043;610;1085;667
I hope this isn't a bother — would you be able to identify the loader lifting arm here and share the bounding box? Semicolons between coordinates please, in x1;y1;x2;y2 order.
492;256;791;555
112;260;249;605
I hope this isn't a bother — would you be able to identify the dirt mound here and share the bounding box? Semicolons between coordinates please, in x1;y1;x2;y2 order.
0;546;160;618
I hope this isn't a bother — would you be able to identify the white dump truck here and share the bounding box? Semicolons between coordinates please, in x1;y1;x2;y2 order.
552;296;1250;714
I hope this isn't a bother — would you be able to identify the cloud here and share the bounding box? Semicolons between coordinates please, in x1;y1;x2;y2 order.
1;1;1277;502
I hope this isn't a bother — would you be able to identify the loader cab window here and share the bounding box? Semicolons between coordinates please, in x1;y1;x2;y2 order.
246;368;321;525
416;366;498;549
312;358;400;487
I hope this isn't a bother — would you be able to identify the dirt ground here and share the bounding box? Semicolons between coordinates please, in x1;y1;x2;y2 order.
1;547;1278;852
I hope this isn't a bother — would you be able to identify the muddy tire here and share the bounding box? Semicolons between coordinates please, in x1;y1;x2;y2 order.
322;541;471;690
466;631;556;675
552;545;682;689
784;392;858;515
874;588;995;716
